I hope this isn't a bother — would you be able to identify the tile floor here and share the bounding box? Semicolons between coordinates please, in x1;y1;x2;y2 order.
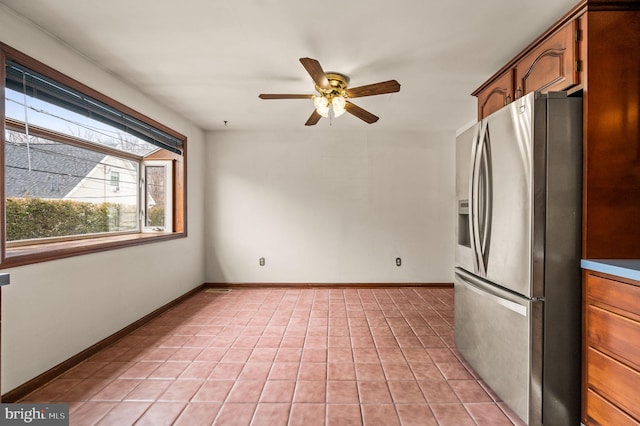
20;287;525;425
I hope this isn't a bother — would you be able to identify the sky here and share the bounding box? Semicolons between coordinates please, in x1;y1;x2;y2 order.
5;88;157;156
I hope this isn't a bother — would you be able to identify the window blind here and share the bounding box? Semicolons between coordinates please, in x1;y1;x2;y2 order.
5;60;183;155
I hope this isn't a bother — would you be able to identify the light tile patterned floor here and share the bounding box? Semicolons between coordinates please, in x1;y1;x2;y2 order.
20;287;525;425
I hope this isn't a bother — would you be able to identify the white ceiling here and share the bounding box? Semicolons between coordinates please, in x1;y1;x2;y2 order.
0;0;578;133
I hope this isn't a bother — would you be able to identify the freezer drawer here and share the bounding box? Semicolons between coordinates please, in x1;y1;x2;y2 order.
454;268;542;425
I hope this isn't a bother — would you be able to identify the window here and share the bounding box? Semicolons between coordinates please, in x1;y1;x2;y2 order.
143;160;173;231
1;44;186;268
110;171;120;191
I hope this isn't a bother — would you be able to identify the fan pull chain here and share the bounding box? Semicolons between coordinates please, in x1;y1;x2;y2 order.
22;73;33;172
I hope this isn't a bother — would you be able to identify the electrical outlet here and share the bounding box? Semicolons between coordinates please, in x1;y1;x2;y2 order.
259;257;265;266
396;257;402;267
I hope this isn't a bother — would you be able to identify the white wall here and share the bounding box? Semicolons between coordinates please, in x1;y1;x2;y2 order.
0;6;206;393
205;128;455;284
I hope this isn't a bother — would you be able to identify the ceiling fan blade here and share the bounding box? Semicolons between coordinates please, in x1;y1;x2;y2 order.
299;57;330;89
345;101;379;124
346;80;401;98
305;110;322;126
259;94;313;100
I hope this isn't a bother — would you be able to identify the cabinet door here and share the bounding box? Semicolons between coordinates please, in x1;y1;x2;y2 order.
476;69;514;119
515;20;578;98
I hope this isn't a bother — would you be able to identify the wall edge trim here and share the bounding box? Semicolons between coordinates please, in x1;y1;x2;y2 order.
204;282;454;289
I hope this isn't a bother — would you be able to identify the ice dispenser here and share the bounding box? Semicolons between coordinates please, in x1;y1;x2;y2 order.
458;199;470;247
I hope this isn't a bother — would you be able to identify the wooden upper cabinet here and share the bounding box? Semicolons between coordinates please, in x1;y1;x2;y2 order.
473;13;583;119
476;70;514;119
514;20;580;98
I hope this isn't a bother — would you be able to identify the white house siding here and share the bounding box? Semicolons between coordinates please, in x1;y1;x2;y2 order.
64;155;138;206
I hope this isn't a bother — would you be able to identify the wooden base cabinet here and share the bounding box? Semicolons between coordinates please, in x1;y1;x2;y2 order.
583;271;640;425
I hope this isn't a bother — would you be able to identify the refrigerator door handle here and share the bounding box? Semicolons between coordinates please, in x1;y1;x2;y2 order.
479;125;492;273
469;124;481;274
455;268;527;316
471;121;489;276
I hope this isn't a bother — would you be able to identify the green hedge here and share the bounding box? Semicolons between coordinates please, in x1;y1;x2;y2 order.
6;197;136;241
147;205;165;227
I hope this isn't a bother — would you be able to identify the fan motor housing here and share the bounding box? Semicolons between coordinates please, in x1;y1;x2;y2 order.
317;72;349;96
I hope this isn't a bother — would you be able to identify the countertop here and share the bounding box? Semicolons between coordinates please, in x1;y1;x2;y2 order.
581;259;640;282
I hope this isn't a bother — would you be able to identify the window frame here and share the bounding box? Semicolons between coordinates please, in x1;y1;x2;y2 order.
4;120;144;246
142;159;174;232
0;43;187;269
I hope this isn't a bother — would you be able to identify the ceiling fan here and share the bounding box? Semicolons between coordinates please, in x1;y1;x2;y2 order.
259;57;401;126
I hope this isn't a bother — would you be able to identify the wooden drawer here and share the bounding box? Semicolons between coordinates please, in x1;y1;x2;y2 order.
587;347;640;421
587;389;640;426
586;274;640;316
587;304;640;369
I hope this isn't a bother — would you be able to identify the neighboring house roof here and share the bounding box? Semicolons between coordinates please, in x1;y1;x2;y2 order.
5;139;104;199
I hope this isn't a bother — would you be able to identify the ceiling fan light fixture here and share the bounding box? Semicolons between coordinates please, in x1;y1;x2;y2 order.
332;96;346;117
313;95;330;118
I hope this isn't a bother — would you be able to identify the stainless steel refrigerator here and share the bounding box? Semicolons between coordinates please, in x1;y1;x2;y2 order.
454;91;582;425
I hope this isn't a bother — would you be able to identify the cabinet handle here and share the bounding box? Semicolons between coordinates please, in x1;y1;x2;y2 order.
504;94;511;105
516;87;523;98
